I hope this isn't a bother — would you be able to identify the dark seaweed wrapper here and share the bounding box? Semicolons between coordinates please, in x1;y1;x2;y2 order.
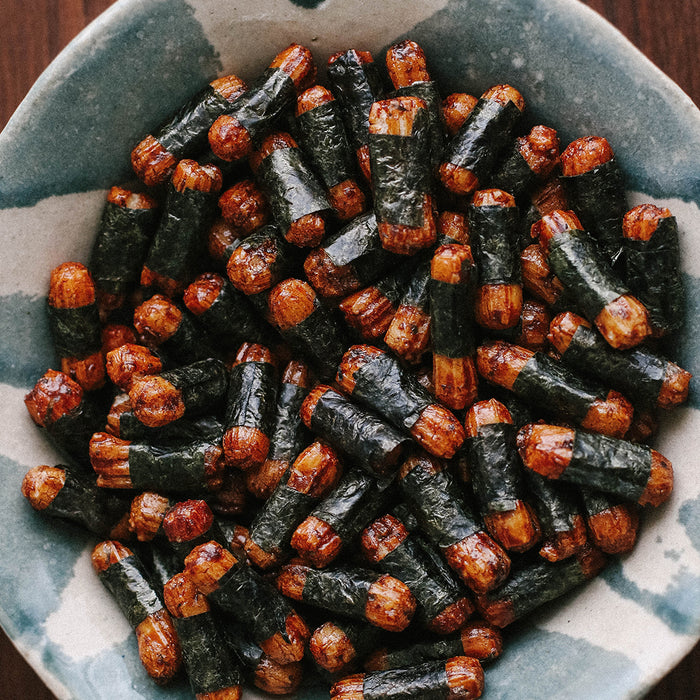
624;215;684;334
280;305;348;381
565;431;652;502
394;81;445;169
119;412;223;444
579;486;622;517
561;158;627;263
230;68;296;143
165;358;229;414
363;661;450;700
330;619;381;662
256;146;330;230
379;636;464;670
302;566;377;618
327;53;385;151
161;309;218;364
380;535;462;623
89;201;158;296
430;277;475;358
485;557;589;620
98;555;163;629
489;146;539;200
466;423;523;514
547;229;628;319
268;382;310;462
196;279;272;349
156;84;234;157
309;388;409;480
144;184;218;282
525;471;581;535
561;323;666;406
213;563;294;644
375;261;415;304
48;468;129;535
174;613;242;694
220;618;265;669
310;469;383;542
468;204;521;285
47;304;102;358
224;360;277;433
399;261;431;311
400;465;480;549
351;351;433;432
444;98;522;181
128;441;214;493
511;352;607;423
249;483;315;554
369;106;432;228
296;100;356;189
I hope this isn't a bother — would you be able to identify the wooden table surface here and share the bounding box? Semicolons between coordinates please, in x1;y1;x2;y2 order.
1;0;698;698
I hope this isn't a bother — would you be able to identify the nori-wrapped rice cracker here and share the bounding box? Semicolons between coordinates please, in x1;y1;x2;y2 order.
306;387;410;482
156;358;229;417
624;215;684;335
172;611;243;695
224;357;278;440
546;228;628;321
561;158;627;265
255;145;331;236
525;471;583;548
47;301;102;362
267;376;311;466
360;660;455;700
117;409;223;445
468;203;521;286
89;196;159;299
442;96;522;184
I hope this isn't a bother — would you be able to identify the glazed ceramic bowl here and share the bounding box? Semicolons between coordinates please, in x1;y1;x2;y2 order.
1;0;698;698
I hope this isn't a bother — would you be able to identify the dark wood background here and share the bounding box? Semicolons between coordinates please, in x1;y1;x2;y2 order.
0;0;698;698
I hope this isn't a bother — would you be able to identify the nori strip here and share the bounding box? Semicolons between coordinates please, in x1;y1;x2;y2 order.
481;556;590;621
47;304;102;359
248;483;315;556
351;351;433;432
322;212;395;285
296;100;356;189
164;358;229;415
430;277;476;359
561;158;627;264
525;471;582;536
379;534;463;624
511;352;608;423
279;305;349;381
143;544;183;590
547;229;628;319
309;469;385;543
375;262;415;304
468;204;521;285
308;388;410;480
563;431;652;502
193;278;274;349
89;201;158;296
400;465;481;549
143;183;218;284
97;554;163;629
256;146;330;231
268;381;310;462
128;440;218;494
154;83;236;158
224;360;278;435
559;323;667;406
579;486;622;518
45;467;130;536
228;67;296;143
173;613;242;694
466;423;523;514
377;636;467;670
302;565;378;618
327;52;385;152
158;306;218;364
362;661;450;700
399;261;431;312
220;618;265;669
489;146;540;200
118;411;223;444
369;106;432;228
209;562;294;645
624;215;684;334
443;97;522;182
394;81;445;170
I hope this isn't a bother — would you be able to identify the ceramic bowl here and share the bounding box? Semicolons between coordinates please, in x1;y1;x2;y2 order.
0;0;698;698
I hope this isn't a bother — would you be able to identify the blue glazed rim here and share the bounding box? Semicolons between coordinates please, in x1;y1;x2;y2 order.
0;1;698;699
